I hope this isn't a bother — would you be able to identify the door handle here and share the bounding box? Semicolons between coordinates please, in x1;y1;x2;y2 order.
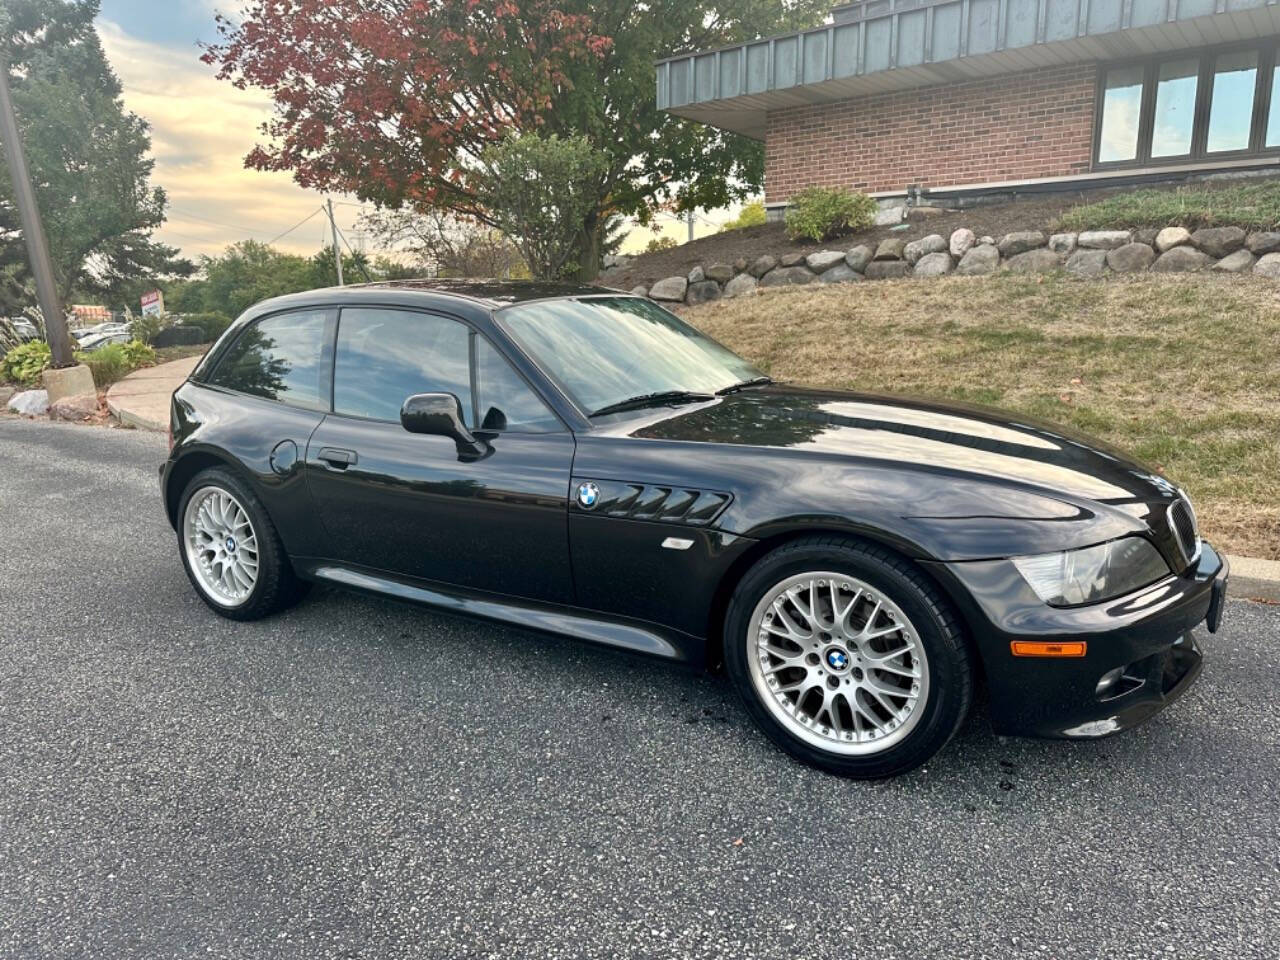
318;447;358;470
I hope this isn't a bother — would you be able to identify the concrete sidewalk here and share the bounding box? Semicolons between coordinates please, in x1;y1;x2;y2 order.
105;355;200;432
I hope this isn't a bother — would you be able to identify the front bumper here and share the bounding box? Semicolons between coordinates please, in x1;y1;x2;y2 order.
935;542;1228;739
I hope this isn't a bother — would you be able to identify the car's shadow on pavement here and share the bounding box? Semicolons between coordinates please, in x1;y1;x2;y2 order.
267;582;1262;809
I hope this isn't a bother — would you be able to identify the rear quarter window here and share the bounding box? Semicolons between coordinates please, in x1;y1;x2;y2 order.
207;309;331;410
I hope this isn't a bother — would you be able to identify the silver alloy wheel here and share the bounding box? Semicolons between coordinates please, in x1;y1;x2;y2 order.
183;486;260;608
746;572;930;755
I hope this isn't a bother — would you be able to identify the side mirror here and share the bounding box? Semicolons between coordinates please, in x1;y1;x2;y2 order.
400;393;489;460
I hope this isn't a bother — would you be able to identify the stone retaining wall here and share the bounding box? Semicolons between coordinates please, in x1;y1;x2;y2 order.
631;225;1280;306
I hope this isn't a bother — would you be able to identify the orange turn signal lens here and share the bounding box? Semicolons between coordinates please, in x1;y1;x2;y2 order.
1010;641;1087;658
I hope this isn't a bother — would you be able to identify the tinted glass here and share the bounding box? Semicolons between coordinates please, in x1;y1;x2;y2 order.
498;297;762;415
475;338;560;433
334;309;473;425
1207;50;1258;153
1151;59;1199;158
209;309;329;410
1099;66;1144;163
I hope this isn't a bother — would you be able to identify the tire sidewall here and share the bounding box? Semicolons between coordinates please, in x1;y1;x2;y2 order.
724;540;971;778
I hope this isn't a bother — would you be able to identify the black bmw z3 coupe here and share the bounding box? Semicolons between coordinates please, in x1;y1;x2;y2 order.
161;280;1229;778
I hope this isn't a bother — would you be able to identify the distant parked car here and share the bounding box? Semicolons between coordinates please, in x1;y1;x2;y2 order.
160;280;1228;779
8;318;39;341
73;322;130;343
76;331;132;352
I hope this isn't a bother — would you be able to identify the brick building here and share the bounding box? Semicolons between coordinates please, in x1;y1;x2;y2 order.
656;0;1280;213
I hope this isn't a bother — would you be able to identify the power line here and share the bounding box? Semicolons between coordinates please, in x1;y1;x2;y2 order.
333;220;374;283
266;206;326;246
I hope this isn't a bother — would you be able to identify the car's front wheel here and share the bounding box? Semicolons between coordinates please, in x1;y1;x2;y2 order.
177;466;308;621
724;536;973;779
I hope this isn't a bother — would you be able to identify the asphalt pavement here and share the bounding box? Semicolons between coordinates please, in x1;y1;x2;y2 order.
1;417;1277;960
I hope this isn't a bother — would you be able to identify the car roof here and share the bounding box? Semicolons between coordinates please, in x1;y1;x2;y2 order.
316;278;627;307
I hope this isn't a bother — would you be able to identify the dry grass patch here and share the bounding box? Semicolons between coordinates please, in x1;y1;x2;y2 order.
684;273;1280;560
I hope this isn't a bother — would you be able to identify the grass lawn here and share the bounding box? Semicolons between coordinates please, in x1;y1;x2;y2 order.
1054;179;1280;232
685;273;1280;560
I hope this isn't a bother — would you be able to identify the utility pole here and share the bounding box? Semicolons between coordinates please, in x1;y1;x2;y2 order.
326;198;344;286
0;59;76;367
686;210;695;244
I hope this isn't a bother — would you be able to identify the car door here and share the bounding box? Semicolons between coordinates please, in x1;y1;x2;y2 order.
304;306;576;605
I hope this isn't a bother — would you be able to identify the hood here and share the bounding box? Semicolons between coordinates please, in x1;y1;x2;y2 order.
628;384;1180;506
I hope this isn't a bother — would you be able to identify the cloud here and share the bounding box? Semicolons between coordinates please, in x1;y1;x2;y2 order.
97;18;371;261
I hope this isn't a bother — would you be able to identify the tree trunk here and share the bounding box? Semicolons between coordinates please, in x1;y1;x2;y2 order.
568;212;602;282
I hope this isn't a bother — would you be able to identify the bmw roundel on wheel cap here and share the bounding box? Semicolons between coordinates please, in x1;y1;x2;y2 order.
577;482;600;509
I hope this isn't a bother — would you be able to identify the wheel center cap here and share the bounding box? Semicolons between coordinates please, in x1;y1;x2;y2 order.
225;536;237;553
824;647;851;671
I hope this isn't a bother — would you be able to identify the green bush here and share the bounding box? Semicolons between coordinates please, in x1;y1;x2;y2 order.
784;187;877;242
1;340;52;386
129;311;170;345
645;235;678;254
76;340;156;387
182;312;233;342
721;200;767;232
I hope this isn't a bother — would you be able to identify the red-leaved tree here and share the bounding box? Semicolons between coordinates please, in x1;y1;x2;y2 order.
204;0;829;276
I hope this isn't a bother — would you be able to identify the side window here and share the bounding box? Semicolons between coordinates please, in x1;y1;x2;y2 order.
475;337;561;433
334;308;473;424
208;309;330;410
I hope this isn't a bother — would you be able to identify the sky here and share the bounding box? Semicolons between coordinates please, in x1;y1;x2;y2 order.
93;1;726;264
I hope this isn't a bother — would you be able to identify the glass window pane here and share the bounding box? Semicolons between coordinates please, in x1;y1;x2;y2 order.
1151;58;1199;158
475;338;560;433
209;310;329;410
1207;50;1258;153
498;297;762;416
1098;66;1145;163
334;309;473;424
1266;65;1280;148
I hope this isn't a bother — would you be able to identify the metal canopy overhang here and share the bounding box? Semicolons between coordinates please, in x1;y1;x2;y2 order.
658;5;1280;141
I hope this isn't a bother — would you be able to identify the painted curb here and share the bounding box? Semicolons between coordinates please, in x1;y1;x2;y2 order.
1226;555;1280;603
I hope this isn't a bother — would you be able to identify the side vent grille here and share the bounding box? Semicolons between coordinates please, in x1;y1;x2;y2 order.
1168;496;1200;569
574;479;731;526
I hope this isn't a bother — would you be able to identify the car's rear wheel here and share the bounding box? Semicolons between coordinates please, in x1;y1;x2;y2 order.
177;466;307;621
724;536;973;779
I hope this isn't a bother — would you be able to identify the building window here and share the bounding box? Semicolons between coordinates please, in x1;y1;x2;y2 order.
1206;50;1259;154
1099;66;1144;163
1095;42;1279;168
1151;59;1199;159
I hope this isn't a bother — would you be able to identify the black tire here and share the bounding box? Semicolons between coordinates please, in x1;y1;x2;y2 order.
176;466;309;621
723;535;973;779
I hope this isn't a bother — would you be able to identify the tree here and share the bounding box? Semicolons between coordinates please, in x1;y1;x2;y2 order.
0;0;191;314
362;207;525;279
181;240;314;319
203;0;830;278
473;133;608;280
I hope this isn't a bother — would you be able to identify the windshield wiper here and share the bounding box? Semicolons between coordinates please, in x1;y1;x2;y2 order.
716;376;773;396
589;390;715;418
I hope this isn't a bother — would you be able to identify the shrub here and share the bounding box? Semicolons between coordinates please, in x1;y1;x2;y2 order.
784;187;877;242
473;132;610;280
182;312;234;343
645;235;678;253
1;340;52;386
75;340;155;388
129;311;171;345
721;200;767;232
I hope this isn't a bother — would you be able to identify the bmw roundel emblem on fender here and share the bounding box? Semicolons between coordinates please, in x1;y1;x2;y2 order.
577;482;601;509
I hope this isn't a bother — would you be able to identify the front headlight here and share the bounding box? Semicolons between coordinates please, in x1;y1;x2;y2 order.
1012;537;1171;607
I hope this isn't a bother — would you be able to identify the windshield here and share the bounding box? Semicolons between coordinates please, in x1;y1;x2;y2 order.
497;297;763;416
